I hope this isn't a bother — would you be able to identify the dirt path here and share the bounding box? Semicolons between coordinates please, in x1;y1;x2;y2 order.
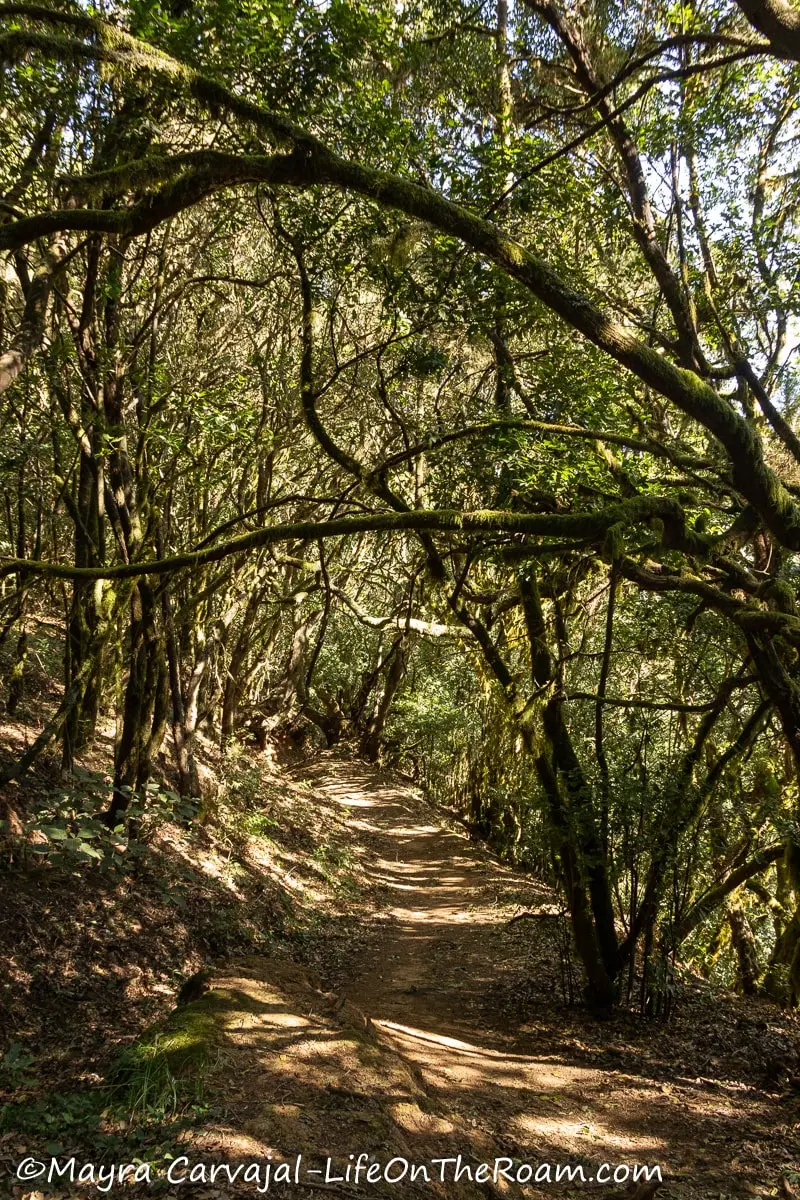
285;756;800;1200
300;757;552;1041
5;756;798;1200
111;753;800;1200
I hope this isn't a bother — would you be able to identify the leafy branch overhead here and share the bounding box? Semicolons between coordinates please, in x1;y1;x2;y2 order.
2;0;800;1013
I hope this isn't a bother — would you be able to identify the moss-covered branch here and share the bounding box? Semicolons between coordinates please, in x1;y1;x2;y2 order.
0;496;692;582
2;4;799;546
620;556;800;647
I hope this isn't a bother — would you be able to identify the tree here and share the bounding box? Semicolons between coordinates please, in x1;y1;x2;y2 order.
2;0;800;1008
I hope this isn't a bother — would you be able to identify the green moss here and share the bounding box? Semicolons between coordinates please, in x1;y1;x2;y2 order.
499;237;525;267
602;522;625;564
759;578;797;614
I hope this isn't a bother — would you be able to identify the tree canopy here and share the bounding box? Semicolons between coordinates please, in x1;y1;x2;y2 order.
2;0;800;1011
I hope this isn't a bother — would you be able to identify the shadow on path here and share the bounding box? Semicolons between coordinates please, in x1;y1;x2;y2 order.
289;755;800;1196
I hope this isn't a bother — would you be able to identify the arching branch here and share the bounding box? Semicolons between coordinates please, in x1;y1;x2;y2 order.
2;6;799;545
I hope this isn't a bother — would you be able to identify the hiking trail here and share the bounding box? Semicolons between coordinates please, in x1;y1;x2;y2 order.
177;754;797;1200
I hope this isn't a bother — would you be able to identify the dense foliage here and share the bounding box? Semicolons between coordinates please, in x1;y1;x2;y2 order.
2;0;800;1012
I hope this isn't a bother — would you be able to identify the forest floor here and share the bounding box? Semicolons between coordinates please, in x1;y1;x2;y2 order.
2;739;800;1199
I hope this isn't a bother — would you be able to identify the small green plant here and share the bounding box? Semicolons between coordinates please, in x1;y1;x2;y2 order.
220;741;264;807
310;841;360;898
20;773;201;871
108;1007;218;1121
311;841;355;876
113;1037;180;1118
214;741;280;850
239;810;280;839
127;783;202;842
0;1090;103;1138
1;1041;35;1085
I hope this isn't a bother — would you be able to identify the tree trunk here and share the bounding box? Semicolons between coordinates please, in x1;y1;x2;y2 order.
728;901;760;994
63;441;104;763
161;580;200;798
360;636;407;761
106;580;161;823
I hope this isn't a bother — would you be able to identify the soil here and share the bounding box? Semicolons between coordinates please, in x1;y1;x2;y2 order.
284;758;800;1200
2;751;800;1200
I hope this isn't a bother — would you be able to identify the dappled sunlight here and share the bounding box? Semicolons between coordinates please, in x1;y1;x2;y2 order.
389;1101;457;1135
7;751;779;1195
270;759;794;1192
185;953;738;1194
509;1112;668;1154
377;1021;492;1053
18;753;780;1199
326;795;378;809
393;911;498;928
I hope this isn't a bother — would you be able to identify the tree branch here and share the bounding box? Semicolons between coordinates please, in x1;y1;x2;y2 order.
2;9;799;546
676;843;784;941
